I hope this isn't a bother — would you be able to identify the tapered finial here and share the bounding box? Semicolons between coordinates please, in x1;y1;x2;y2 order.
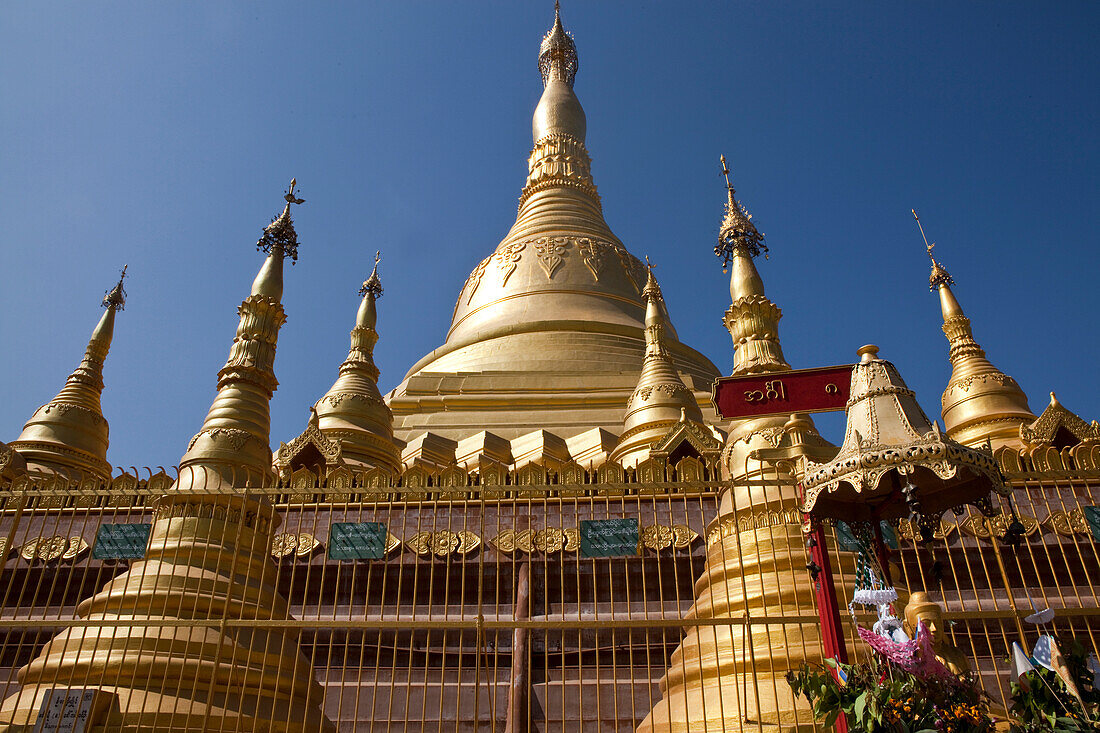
914;209;953;290
539;0;578;87
257;179;303;264
285;178;305;206
360;251;384;299
102;265;128;310
714;155;766;272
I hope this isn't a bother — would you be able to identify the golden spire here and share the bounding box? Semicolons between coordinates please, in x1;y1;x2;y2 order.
533;1;586;143
178;181;302;487
310;251;401;472
539;1;578;88
10;266;128;480
717;156;789;375
715;154;767;272
391;6;720;440
913;209;1034;447
610;260;706;467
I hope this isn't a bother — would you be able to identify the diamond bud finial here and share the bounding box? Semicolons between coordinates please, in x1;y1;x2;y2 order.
714;154;767;271
360;250;384;299
258;179;302;263
102;264;128;310
914;209;954;290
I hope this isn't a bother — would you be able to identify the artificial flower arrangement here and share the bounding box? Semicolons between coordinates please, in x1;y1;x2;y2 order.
786;652;993;732
787;528;1100;731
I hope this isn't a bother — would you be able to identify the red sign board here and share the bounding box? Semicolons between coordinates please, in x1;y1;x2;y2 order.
711;364;854;420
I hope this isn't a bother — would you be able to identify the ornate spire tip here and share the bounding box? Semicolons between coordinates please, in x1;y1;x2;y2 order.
539;0;578;87
714;155;767;269
258;179;302;263
284;178;305;206
360;250;384;299
914;209;954;290
102;265;127;311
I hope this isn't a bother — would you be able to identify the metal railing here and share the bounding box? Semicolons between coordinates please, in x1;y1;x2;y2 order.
0;459;1095;731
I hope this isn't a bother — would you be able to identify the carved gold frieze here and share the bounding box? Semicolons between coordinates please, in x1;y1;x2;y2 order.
153;498;272;536
19;535;88;562
520;133;599;208
534;237;568;278
897;518;956;542
640;524;699;551
406;530;481;557
958;513;1040;540
613;246;648;294
575;238;605;280
495;242;526;286
491;529;535;554
1045;509;1090;537
459;255;492;309
271;532;323;559
707;508;803;546
488;525;696;554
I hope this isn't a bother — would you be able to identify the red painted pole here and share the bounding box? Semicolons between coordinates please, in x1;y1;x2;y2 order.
809;521;849;733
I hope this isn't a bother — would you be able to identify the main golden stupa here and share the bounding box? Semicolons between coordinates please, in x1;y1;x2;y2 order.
0;6;1097;732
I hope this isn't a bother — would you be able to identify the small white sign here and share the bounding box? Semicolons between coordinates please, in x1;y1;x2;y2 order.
32;688;98;733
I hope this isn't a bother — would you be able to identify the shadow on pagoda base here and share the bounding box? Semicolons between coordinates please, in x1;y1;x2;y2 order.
0;493;334;733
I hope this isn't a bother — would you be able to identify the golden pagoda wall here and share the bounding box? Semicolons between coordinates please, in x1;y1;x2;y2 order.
2;446;1100;731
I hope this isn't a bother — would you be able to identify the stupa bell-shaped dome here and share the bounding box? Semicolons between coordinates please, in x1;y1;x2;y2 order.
400;6;715;387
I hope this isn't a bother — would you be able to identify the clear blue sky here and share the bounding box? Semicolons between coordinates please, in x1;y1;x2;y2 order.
2;2;1097;470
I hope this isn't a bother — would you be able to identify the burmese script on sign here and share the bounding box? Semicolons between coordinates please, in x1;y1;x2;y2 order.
711;365;855;420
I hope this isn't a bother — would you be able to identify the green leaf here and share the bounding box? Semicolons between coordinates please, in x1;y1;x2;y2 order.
854;691;868;722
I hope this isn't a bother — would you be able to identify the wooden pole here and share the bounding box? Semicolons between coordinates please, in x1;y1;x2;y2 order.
505;561;530;733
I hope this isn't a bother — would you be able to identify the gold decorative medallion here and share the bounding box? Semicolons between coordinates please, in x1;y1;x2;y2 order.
1046;509;1089;537
62;536;90;561
455;531;481;555
897;518;956;542
385;532;402;555
406;532;432;555
19;538;40;562
641;524;674;551
429;532;459;557
271;533;299;558
35;536;69;562
959;513;1039;540
407;530;481;557
532;528;565;553
491;529;536;554
671;525;699;549
295;532;321;557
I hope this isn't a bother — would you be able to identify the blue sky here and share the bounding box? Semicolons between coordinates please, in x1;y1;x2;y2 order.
2;2;1097;469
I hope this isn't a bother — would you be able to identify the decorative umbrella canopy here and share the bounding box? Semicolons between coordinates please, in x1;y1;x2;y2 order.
802;345;1007;533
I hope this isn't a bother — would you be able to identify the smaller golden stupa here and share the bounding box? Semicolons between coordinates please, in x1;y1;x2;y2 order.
10;267;128;482
916;210;1035;449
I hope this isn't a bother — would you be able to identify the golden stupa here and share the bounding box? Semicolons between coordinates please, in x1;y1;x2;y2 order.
387;4;719;445
1;6;1098;733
